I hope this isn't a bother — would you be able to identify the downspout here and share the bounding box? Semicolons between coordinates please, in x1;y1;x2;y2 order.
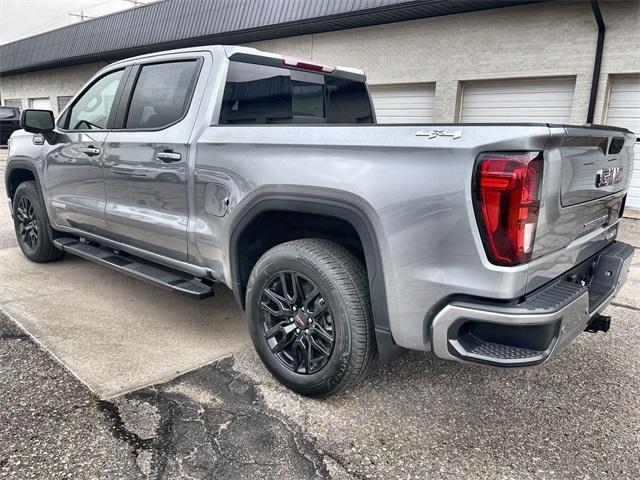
587;0;605;124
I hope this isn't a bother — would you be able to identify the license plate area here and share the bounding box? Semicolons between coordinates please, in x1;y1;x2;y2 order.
561;242;634;314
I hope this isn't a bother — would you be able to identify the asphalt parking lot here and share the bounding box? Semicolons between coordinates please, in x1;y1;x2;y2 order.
1;148;639;479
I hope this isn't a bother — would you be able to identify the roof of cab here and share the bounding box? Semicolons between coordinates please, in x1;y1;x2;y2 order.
107;45;366;78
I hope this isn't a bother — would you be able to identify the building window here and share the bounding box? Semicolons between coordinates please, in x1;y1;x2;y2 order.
4;98;23;109
57;96;73;113
29;97;52;110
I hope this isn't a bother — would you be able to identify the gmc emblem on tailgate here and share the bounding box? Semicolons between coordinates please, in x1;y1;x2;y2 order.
595;166;623;188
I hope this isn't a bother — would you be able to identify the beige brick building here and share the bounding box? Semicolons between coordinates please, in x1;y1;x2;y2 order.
1;0;639;202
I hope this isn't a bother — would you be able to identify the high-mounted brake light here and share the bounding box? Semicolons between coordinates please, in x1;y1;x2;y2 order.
474;152;544;266
282;56;336;73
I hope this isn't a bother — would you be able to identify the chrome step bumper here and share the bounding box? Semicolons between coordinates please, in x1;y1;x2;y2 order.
430;241;634;367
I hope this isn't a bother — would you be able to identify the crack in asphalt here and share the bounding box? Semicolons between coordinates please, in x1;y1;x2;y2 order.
97;357;330;479
611;301;640;312
0;332;27;341
97;400;156;453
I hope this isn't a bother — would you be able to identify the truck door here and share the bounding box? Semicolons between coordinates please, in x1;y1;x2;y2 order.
43;67;127;238
101;57;204;262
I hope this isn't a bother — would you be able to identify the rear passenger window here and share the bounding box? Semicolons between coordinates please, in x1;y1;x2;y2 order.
125;61;198;129
220;63;292;124
219;61;373;125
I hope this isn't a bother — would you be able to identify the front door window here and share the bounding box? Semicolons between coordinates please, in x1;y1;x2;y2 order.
67;69;124;130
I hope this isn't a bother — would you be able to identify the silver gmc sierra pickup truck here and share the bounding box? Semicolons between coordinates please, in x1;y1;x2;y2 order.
5;45;636;396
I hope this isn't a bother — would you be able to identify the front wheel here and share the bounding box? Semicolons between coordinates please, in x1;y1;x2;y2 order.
13;181;64;263
246;239;376;397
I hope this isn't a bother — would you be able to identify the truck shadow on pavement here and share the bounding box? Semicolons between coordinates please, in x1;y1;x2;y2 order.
228;304;639;479
102;303;639;480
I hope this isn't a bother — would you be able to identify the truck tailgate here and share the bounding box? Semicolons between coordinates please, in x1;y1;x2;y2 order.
560;126;633;206
528;124;635;291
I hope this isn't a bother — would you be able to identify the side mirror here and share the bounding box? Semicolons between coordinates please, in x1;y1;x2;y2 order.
20;109;57;143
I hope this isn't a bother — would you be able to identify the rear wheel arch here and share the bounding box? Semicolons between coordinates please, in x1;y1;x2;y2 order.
228;192;391;335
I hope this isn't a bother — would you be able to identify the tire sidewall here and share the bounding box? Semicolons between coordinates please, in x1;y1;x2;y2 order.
247;249;355;394
13;183;49;261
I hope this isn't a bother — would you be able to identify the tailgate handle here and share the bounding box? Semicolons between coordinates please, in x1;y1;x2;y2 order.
609;137;625;155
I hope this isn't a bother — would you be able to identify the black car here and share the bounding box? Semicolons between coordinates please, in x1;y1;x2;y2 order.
0;106;21;145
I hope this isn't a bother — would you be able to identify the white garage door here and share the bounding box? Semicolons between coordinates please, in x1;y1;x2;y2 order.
370;84;435;124
29;97;52;110
460;77;575;123
605;74;640;208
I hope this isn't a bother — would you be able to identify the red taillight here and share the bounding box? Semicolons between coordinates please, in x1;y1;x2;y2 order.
474;152;544;266
282;56;336;73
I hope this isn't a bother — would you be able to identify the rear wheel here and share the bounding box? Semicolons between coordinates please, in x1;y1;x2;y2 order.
13;181;63;263
246;239;376;397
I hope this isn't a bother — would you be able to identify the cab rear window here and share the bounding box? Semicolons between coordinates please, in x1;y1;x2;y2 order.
219;61;373;125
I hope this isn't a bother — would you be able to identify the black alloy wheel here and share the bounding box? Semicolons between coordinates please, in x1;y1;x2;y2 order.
246;239;376;397
260;271;335;374
15;196;39;251
12;181;64;263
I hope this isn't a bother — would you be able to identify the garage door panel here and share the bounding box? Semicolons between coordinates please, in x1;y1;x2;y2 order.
606;75;640;208
608;91;640;103
29;98;51;110
604;109;639;132
463;97;574;107
608;77;640;92
370;83;435;124
463;88;575;98
375;108;433;117
463;87;574;97
463;116;572;124
462;107;574;116
461;77;575;124
372;98;433;108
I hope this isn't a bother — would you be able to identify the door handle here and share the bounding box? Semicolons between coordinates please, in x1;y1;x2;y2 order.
81;146;101;157
156;151;182;163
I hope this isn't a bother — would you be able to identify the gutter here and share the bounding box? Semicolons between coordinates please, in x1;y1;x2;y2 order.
586;0;605;124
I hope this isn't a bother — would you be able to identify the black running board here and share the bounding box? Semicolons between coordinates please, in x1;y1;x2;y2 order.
54;238;214;299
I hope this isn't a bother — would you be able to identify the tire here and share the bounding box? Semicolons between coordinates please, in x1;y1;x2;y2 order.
246;239;376;397
12;181;64;263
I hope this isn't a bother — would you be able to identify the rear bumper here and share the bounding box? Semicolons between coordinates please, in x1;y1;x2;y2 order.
431;241;634;367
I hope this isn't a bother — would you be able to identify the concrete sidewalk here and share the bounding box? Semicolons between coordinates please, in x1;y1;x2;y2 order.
0;248;251;397
0;150;251;398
